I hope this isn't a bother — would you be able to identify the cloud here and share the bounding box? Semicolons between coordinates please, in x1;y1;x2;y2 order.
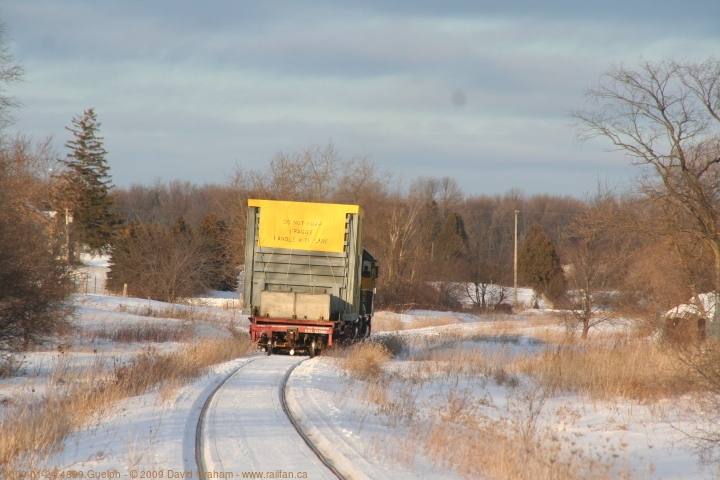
3;0;720;196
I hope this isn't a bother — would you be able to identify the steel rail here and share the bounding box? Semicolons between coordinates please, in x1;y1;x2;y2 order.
279;359;346;480
195;356;344;479
195;358;256;476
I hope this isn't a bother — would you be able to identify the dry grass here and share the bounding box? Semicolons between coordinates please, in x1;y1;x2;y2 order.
343;342;392;380
183;296;241;312
408;323;696;402
405;315;461;330
371;313;404;332
337;327;686;478
420;398;635;480
88;322;194;343
406;345;513;381
513;337;695;401
115;304;220;322
334;311;718;478
0;334;253;471
372;312;462;332
487;313;559;329
339;345;636;479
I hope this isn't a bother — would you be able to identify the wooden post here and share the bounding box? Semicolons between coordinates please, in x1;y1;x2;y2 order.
514;209;519;310
65;208;72;265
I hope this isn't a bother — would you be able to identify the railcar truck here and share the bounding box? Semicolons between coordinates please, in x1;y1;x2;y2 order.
242;199;378;356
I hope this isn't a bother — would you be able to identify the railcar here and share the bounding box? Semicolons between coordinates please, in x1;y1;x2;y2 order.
242;199;378;356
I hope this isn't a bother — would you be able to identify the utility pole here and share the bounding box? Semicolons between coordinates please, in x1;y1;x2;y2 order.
514;209;519;310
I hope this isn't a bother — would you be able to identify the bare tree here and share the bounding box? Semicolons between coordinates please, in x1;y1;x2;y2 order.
573;58;720;316
410;176;463;215
0;23;24;130
463;258;508;310
232;142;352;202
377;196;422;300
224;143;391;295
0;29;73;352
335;157;392;206
563;192;636;338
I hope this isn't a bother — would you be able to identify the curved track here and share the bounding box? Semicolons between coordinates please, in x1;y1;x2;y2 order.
279;359;345;479
195;356;344;479
195;358;256;476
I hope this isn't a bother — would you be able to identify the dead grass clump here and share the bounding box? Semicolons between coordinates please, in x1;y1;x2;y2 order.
422;414;634;480
376;386;420;426
115;304;217;322
0;335;253;471
114;336;253;396
404;339;526;383
371;313;405;332
524;314;565;327
408;347;494;378
514;339;694;401
406;315;461;330
89;322;194;343
183;296;241;312
367;370;633;479
343;342;392;380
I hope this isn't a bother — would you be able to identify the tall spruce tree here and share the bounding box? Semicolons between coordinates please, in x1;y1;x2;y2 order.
518;223;565;307
418;201;442;256
53;109;123;255
435;212;468;259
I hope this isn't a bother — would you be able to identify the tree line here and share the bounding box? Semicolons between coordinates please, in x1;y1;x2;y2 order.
5;22;720;351
106;152;714;332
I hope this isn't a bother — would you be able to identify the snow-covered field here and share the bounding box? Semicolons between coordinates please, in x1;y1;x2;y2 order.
0;284;715;478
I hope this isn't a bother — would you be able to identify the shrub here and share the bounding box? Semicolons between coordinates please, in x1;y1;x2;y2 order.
343;342;392;379
107;225;211;303
0;137;75;352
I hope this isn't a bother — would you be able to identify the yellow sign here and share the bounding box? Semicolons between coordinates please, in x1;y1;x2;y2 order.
248;199;361;253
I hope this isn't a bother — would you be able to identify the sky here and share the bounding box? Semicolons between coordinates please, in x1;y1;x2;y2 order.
3;0;720;197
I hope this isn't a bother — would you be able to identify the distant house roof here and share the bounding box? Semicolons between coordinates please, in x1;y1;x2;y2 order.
665;293;717;321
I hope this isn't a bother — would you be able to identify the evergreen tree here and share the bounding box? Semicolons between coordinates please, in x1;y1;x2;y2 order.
518;223;565;307
197;213;237;291
53;109;123;254
435;212;468;259
171;215;191;235
418;201;442;250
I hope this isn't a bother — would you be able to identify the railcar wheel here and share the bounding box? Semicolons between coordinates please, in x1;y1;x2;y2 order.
360;318;369;338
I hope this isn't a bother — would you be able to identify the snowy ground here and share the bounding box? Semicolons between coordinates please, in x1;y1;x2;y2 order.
0;285;716;478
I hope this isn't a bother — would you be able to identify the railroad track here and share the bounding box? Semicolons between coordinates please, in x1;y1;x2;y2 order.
195;356;344;479
194;358;256;476
279;359;345;479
